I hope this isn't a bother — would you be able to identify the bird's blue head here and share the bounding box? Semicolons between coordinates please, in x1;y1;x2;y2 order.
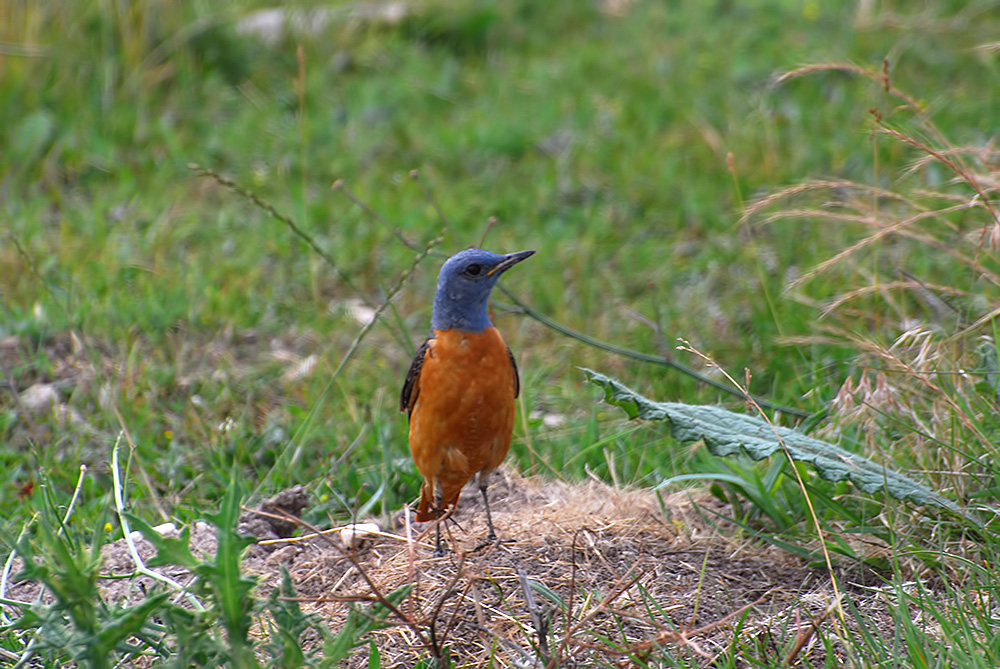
431;248;535;332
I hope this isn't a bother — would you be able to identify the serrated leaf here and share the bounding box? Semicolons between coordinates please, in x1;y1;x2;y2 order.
93;592;171;657
201;478;257;660
267;567;308;668
0;606;44;633
584;368;969;519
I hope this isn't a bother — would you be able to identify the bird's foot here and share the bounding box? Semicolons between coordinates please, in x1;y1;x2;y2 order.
473;534;514;553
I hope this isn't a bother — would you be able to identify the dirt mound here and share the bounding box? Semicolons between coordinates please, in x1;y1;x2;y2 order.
250;472;891;665
6;472;896;665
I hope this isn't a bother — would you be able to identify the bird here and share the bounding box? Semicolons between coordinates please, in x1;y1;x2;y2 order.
400;248;534;555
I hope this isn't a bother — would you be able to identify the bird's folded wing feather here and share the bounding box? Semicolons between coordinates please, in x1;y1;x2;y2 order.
507;346;520;399
400;337;432;416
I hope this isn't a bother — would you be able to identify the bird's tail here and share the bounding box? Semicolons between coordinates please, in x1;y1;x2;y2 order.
416;481;460;522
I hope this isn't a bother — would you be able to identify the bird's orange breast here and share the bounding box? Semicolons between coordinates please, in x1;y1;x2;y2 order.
408;327;517;512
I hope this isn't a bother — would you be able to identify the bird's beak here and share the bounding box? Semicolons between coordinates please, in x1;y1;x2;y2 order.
487;250;535;276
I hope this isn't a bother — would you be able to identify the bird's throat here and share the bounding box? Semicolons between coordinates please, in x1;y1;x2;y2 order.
431;295;491;332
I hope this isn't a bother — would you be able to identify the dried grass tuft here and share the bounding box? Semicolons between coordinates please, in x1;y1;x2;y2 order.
4;471;911;665
265;472;885;666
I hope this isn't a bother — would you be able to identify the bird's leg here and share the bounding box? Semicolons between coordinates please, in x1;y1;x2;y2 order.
478;471;498;543
433;477;445;556
473;471;513;553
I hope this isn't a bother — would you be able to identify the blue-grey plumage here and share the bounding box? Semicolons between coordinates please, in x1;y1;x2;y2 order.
431;249;535;332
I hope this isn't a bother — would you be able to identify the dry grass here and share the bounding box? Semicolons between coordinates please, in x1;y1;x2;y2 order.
1;471;910;666
748;63;1000;515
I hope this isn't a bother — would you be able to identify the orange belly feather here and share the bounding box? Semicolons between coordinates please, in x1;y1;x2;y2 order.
408;327;517;522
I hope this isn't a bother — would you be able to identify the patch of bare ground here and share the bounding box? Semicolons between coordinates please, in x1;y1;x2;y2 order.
0;328;336;454
6;471;907;666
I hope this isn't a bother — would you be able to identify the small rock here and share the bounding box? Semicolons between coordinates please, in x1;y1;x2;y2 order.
266;544;300;566
238;485;310;547
340;522;380;550
19;383;58;414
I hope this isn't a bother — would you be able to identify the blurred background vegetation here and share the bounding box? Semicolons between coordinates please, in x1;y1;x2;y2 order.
2;0;998;546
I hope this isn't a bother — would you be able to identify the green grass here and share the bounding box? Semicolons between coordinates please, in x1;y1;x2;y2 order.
3;0;1000;664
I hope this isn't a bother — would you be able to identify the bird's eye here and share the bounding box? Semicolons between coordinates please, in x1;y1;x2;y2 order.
465;264;482;276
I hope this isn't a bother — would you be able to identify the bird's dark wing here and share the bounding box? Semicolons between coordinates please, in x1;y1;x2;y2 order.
400;337;432;417
507;346;520;399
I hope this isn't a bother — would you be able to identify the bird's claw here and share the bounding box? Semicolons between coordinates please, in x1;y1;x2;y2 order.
473;535;514;553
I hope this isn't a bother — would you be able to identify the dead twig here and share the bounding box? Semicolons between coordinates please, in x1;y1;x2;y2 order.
784;595;842;666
